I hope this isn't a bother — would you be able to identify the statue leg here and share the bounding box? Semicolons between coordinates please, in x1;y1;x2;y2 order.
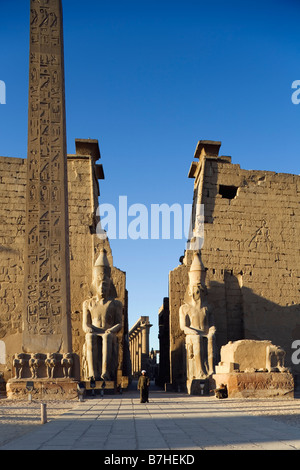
188;335;206;379
86;333;98;379
198;336;208;378
207;332;216;375
186;340;194;381
101;333;113;381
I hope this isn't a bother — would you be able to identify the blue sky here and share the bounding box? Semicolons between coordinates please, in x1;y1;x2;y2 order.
1;0;300;350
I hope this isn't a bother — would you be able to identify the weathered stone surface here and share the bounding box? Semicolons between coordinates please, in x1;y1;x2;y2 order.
213;339;293;397
0;146;130;386
169;261;189;390
6;379;78;401
23;0;72;354
166;139;300;392
67;142;130;384
216;339;287;373
212;372;294;398
0;2;130;392
85;380;115;390
194;142;300;372
157;298;170;388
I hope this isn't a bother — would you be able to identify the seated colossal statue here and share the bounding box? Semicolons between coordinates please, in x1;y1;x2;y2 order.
82;249;123;381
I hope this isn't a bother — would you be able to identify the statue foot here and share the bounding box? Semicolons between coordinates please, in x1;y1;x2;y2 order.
101;373;110;381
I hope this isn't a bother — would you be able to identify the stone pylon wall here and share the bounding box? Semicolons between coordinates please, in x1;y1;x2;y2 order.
168;141;300;389
0;143;130;383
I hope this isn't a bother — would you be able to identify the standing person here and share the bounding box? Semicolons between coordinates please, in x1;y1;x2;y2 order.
137;370;150;403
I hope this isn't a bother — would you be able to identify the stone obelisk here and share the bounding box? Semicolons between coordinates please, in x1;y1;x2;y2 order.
23;0;72;354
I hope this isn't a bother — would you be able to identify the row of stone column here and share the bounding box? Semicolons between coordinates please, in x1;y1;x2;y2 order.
129;317;152;376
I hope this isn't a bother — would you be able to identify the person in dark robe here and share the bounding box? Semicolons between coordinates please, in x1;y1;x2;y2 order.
137;370;150;403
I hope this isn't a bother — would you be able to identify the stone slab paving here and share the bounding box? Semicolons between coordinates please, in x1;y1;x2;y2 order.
1;389;300;451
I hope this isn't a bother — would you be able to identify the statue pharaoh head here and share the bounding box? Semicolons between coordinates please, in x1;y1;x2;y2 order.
92;249;111;299
188;251;207;300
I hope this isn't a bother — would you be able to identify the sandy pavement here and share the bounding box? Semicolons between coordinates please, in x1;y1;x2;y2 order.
1;395;300;448
0;398;78;447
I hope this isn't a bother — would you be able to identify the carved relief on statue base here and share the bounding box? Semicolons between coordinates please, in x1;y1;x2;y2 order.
11;352;74;380
6;378;78;401
212;372;294;399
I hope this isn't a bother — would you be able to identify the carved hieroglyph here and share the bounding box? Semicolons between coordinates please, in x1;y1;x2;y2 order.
23;0;72;353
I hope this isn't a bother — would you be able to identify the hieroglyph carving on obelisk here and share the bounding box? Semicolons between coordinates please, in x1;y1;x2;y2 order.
23;0;72;354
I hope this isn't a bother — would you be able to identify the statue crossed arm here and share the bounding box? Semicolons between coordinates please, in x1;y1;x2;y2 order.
82;298;123;336
179;302;215;337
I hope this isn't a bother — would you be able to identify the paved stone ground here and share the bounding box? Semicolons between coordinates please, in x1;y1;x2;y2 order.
1;384;300;451
0;398;77;448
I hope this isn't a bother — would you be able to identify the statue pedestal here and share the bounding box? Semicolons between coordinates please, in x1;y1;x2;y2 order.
187;378;210;395
6;378;78;401
212;372;294;399
85;379;116;392
119;376;129;389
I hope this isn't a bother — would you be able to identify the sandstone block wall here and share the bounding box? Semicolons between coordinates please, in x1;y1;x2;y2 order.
158;297;170;387
169;263;189;388
0;147;130;383
168;141;300;388
0;158;27;369
200;157;300;371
